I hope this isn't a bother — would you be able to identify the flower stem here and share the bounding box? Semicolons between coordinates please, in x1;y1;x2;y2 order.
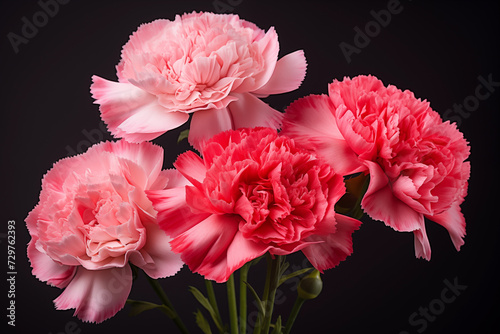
145;274;190;334
283;297;306;334
261;255;282;334
239;262;250;334
227;273;239;334
205;279;222;328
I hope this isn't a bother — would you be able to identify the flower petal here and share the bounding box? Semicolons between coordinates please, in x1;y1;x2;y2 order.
135;222;184;279
116;104;189;142
282;95;364;175
148;187;210;239
226;232;269;278
54;266;132;323
302;213;361;271
173;151;207;187
188;107;234;151
91;140;165;190
227;92;283;130
170;214;241;283
91;76;189;143
28;239;76;288
427;201;466;251
253;50;307;97
233;27;279;93
362;161;431;259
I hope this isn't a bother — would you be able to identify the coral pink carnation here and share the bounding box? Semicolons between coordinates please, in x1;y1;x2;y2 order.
282;75;470;260
25;140;185;323
91;12;307;151
148;127;361;283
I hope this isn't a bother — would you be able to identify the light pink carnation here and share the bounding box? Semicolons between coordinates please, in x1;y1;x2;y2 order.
91;12;307;150
148;128;361;283
282;75;470;260
26;140;185;323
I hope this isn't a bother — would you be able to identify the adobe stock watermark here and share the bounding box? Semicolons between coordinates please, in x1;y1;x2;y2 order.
212;0;243;13
6;0;71;54
442;73;500;127
339;0;409;64
399;277;467;334
65;122;108;157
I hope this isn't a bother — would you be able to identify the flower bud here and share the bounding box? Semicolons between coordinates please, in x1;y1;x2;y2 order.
297;270;323;300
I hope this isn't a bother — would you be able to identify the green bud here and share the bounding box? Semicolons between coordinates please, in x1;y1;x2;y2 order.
297;269;323;300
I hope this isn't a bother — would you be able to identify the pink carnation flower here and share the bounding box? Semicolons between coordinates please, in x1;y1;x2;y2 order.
148;127;361;283
25;140;185;323
91;12;307;150
282;75;470;260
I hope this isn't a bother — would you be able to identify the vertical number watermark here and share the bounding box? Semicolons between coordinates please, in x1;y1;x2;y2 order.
6;220;16;327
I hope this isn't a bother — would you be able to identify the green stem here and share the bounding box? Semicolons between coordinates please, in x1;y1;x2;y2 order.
145;275;190;334
205;279;222;330
227;273;239;334
283;297;306;334
239;262;250;334
253;254;274;334
261;255;282;334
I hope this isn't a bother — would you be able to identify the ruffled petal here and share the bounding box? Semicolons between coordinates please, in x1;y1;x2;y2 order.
282;95;364;175
147;187;210;239
170;214;241;283
54;266;132;323
188;107;234;151
233;27;279;93
226;232;269;280
426;202;466;251
28;239;76;288
91;76;189;143
302;213;361;271
227;93;283;130
116;104;189;141
90;140;164;190
173;151;207;188
362;161;431;259
252;50;307;97
136;222;184;279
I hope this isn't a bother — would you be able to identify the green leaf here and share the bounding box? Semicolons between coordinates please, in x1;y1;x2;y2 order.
126;299;175;318
195;309;213;334
271;315;283;334
243;281;265;315
278;261;290;278
278;267;313;287
189;286;225;333
177;129;190;143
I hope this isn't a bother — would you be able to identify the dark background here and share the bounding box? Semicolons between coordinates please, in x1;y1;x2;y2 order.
1;0;499;333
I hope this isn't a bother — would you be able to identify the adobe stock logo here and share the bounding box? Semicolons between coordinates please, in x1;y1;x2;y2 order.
442;73;499;127
6;0;71;54
400;277;467;334
339;0;407;64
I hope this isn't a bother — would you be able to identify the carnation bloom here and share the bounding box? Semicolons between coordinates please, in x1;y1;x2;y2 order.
25;140;184;323
282;75;470;260
148;127;361;283
91;12;307;150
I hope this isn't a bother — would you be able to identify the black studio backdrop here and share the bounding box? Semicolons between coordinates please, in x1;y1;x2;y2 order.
1;1;499;333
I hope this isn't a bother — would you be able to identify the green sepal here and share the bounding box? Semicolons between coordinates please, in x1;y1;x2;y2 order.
126;299;175;318
278;267;313;287
194;309;213;334
189;286;225;333
177;129;190;143
243;281;265;315
270;315;283;334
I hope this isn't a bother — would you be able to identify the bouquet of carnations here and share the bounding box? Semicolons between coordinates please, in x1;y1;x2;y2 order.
25;11;470;334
